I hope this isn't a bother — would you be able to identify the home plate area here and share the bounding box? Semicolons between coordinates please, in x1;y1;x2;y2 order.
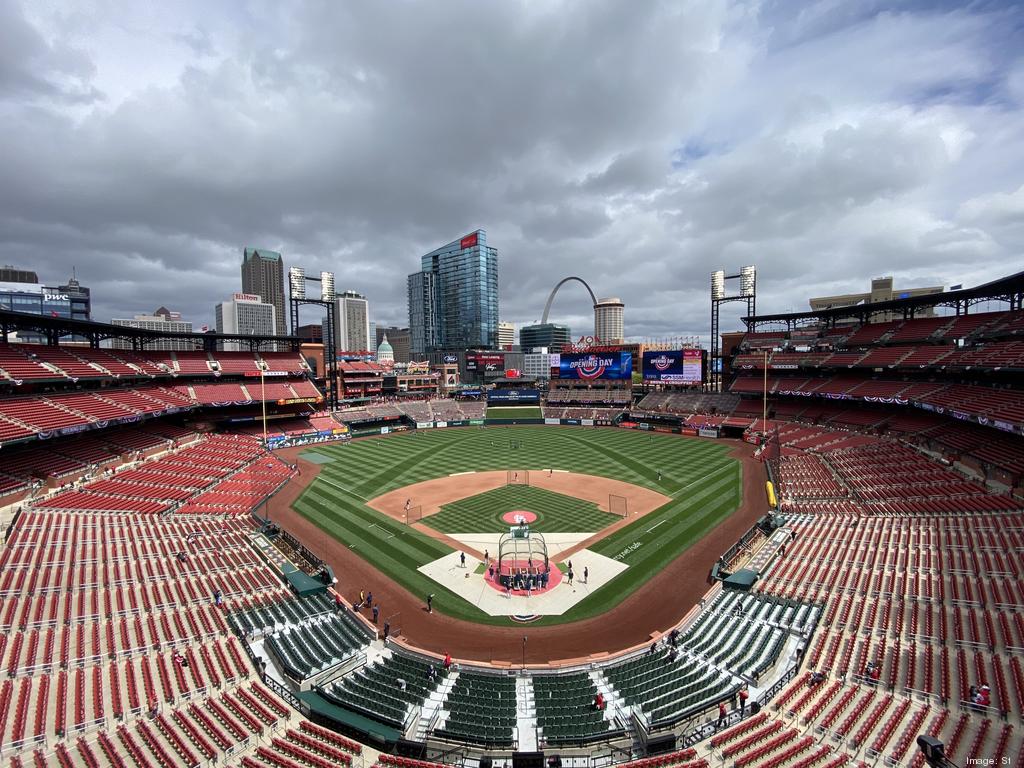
417;534;627;617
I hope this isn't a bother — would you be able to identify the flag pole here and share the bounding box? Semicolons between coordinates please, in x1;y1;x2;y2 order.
261;366;268;446
762;349;768;437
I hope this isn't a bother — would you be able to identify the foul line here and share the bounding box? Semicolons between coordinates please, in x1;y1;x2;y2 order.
645;519;668;534
368;523;395;540
319;476;369;502
670;462;735;498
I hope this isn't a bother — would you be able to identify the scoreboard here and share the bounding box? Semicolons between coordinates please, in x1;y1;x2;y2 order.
642;349;704;383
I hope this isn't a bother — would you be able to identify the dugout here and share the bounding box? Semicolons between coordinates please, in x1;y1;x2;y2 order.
722;568;759;592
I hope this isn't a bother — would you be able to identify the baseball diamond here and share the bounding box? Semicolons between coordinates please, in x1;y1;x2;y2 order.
281;426;745;632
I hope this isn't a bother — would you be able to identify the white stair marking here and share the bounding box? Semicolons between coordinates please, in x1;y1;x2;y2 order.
416;671;459;739
516;676;538;752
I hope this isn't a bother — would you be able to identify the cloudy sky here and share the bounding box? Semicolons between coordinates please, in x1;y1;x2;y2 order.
2;0;1023;343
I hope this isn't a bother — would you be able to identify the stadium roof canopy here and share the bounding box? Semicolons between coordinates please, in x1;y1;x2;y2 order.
0;308;301;350
742;269;1024;330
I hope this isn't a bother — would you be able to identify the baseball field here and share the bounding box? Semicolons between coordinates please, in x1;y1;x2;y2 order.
289;426;743;628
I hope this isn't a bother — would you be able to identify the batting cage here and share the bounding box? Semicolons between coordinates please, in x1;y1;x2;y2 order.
404;505;422;523
506;469;530;486
496;527;549;588
609;494;628;518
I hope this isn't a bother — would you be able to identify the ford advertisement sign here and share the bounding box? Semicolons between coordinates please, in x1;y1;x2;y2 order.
487;389;540;403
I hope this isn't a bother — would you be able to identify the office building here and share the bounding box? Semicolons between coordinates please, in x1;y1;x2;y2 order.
376;326;412;363
523;351;556;381
334;290;371;353
295;323;324;342
408;229;498;353
0;282;70;320
809;276;944;320
57;275;91;323
0;266;39;284
215;292;277;351
408;270;439;356
498;321;515;350
520;323;571;352
1;272;92;343
110;307;195;351
241;247;287;337
594;297;625;344
0;271;90;322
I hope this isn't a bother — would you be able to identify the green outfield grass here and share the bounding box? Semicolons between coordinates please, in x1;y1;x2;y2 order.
485;406;544;419
425;485;620;534
292;426;742;626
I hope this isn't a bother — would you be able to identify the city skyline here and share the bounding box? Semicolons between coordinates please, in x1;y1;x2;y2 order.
1;2;1022;344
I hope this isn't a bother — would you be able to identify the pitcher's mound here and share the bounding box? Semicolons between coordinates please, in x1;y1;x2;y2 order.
501;510;538;525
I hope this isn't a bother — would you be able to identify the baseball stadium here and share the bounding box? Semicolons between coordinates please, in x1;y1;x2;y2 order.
0;270;1023;768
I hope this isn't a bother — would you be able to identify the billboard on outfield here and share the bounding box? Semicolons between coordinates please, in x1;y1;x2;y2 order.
487;389;540;403
642;349;705;383
557;352;632;380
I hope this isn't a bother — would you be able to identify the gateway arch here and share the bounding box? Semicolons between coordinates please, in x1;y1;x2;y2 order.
541;276;598;325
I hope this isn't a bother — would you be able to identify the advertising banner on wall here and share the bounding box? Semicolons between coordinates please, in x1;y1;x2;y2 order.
642;349;704;383
487;389;540;403
557;352;633;380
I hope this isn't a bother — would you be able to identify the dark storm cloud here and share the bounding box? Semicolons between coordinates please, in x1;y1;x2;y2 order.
0;0;101;103
1;0;1022;342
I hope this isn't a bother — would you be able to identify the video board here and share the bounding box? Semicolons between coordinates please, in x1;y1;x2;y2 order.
642;349;704;383
466;353;504;372
557;352;633;380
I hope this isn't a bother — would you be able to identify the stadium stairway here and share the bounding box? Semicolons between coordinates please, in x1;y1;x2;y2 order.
514;676;538;752
589;669;627;725
414;669;459;741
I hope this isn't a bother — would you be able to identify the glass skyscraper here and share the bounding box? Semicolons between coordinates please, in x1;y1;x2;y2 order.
408;230;498;354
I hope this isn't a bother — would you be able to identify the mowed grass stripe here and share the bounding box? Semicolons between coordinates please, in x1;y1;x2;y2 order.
299;483;449;563
427;485;620;534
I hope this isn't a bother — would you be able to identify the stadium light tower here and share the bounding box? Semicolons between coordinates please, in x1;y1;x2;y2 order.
289;267;339;409
709;265;757;390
